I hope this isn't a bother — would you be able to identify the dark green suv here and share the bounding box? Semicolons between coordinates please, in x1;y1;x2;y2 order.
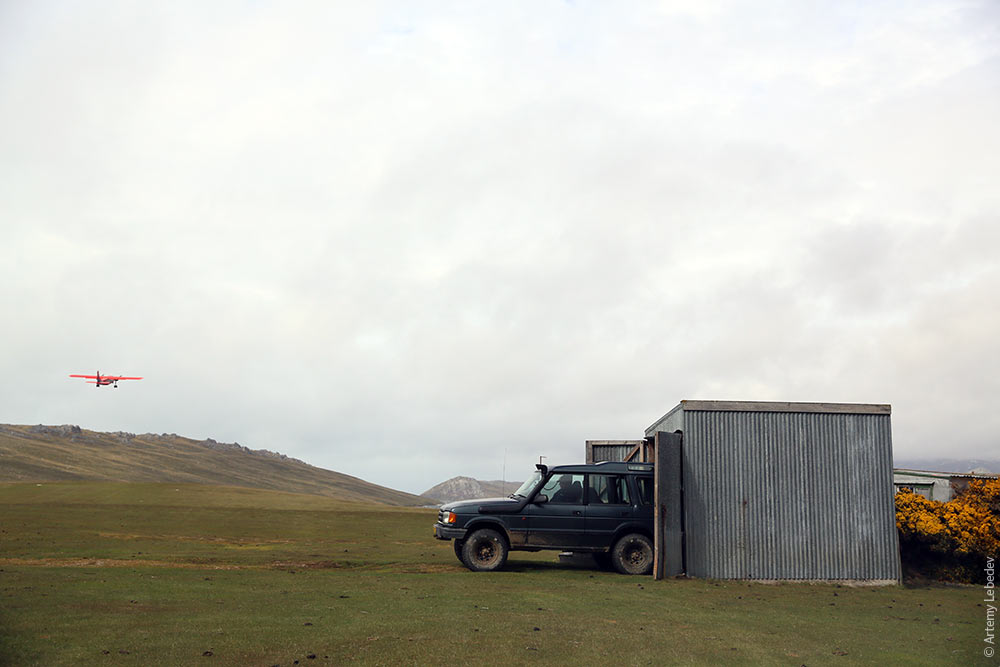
433;461;655;574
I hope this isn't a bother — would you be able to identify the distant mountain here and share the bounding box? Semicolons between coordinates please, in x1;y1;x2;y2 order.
422;476;523;504
0;424;430;506
893;457;1000;474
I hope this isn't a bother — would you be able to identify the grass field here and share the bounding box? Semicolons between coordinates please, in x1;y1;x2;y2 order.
0;482;985;665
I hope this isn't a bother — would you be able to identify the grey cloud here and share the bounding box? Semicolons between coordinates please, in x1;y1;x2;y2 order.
1;1;998;494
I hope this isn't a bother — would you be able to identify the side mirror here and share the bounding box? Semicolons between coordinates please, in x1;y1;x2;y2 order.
533;494;548;504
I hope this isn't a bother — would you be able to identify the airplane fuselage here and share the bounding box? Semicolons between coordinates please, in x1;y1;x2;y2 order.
69;372;142;387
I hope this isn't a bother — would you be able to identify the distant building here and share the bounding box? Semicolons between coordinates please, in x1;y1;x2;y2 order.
893;468;997;502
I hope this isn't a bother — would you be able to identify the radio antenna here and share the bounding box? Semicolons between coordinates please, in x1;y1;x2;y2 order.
501;448;507;495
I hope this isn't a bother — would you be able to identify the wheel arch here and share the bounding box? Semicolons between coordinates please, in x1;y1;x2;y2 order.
610;523;653;549
464;518;512;547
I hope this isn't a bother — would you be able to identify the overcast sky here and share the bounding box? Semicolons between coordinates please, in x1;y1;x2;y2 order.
1;1;998;494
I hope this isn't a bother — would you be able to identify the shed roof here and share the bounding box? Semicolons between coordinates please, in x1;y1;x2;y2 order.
646;399;891;438
677;400;891;414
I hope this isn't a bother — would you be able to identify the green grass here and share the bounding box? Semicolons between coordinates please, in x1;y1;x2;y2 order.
0;482;985;665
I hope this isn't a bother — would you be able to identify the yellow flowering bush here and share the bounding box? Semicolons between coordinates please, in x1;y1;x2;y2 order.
895;479;1000;582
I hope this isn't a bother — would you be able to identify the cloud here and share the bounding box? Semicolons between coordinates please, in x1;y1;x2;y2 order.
1;1;997;493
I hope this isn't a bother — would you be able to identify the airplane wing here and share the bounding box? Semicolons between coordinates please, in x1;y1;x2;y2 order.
69;374;99;379
105;376;143;381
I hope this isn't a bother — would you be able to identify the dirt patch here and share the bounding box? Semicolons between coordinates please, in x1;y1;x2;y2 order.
97;532;293;547
390;563;461;574
0;557;248;570
270;560;350;570
0;557;453;573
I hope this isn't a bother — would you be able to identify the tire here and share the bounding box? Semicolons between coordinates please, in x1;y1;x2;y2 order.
453;538;467;566
461;528;508;572
611;533;653;575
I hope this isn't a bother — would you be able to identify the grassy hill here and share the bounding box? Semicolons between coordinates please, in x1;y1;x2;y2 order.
0;424;428;506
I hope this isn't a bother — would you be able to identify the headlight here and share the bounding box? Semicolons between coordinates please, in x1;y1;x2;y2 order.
443;511;457;524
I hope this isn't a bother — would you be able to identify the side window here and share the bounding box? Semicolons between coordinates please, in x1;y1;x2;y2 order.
587;475;609;504
540;474;585;504
616;476;630;505
636;476;654;506
587;475;629;505
587;475;630;505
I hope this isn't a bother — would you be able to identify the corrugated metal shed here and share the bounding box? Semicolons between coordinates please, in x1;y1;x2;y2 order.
641;400;901;581
586;440;644;464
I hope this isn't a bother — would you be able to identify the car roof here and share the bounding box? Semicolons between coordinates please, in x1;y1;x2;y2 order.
549;461;654;474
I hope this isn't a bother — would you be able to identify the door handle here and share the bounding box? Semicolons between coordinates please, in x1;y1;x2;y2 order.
573;510;582;516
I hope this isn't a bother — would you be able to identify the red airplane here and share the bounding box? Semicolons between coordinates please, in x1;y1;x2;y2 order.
69;372;143;388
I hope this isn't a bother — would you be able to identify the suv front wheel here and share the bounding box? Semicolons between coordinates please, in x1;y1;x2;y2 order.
453;538;467;566
461;528;508;572
611;533;653;575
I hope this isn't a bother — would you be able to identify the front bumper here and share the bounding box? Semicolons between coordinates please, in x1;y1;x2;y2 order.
433;523;468;540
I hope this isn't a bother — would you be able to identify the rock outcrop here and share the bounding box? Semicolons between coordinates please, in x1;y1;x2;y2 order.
422;476;522;504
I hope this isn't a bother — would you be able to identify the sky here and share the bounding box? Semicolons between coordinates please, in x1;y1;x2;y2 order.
1;1;998;495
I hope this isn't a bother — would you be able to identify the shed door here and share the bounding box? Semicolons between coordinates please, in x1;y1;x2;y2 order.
654;430;684;579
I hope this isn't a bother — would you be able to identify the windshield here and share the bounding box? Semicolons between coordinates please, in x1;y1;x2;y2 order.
511;470;544;497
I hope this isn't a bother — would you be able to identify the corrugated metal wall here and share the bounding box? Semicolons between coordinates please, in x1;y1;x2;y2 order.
646;404;684;436
679;409;900;580
587;440;646;463
588;443;638;463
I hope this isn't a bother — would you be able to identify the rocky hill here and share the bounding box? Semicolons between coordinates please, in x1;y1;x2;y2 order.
0;424;430;506
422;476;523;504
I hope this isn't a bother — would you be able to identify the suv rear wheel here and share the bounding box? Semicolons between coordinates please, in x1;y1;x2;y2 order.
461;528;508;572
612;533;653;575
